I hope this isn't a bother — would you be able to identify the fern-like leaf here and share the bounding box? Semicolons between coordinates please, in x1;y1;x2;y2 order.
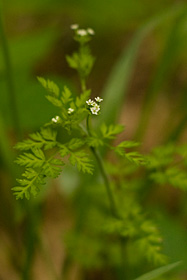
15;149;45;168
100;123;124;140
69;151;94;174
125;152;148;166
37;77;60;97
114;141;140;156
43;158;64;178
12;168;46;199
15;128;57;151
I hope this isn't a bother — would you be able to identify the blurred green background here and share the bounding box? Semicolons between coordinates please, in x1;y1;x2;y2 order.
0;0;187;279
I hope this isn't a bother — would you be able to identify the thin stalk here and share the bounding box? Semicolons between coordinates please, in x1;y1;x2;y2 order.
0;12;21;139
92;147;119;218
86;115;128;279
80;70;126;278
86;115;119;219
80;78;86;92
81;72;119;218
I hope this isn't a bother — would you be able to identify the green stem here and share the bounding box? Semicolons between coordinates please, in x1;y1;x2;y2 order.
92;147;119;218
86;115;128;279
86;115;119;218
0;11;21;139
80;78;86;92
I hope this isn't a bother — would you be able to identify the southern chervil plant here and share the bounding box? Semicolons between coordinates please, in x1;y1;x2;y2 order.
13;25;167;270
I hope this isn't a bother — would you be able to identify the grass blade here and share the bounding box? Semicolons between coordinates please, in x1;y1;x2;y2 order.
134;261;182;280
0;10;21;139
98;4;186;127
135;9;187;141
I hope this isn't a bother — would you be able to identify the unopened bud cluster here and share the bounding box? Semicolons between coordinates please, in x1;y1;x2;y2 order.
86;97;103;115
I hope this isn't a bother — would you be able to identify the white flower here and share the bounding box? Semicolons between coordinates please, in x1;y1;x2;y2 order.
52;116;60;123
95;96;103;103
77;29;87;36
86;99;101;115
70;24;79;30
86;99;95;106
87;28;95;35
68;107;74;114
90;105;100;115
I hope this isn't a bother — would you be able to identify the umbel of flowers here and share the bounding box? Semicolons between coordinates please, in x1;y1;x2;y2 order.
70;24;95;36
86;96;103;115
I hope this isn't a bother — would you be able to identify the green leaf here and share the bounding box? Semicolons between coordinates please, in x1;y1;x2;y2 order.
15;149;45;168
67;138;85;150
61;86;73;104
69;151;94;174
15;128;57;151
114;141;140;156
125;151;148;166
134;261;181;280
45;95;62;107
66;45;95;79
59;145;70;157
166;167;187;190
43;158;64;178
148;144;175;169
135;236;167;264
100;123;124;140
40;127;57;142
37;77;60;97
14;138;42;151
87;136;104;148
66;54;78;69
75;90;91;107
12;168;46;200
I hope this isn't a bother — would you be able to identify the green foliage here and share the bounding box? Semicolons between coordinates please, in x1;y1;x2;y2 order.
13;126;94;198
13;127;64;199
103;214;166;265
147;143;187;190
67;45;95;82
12;168;46;199
114;141;148;166
86;123;125;149
14;128;57;150
12;23;187;280
69;151;94;175
37;77;60;97
100;123;124;139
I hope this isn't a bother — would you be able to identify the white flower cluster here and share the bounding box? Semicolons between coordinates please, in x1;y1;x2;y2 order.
70;24;95;36
67;107;74;114
52;116;60;123
86;97;103;115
